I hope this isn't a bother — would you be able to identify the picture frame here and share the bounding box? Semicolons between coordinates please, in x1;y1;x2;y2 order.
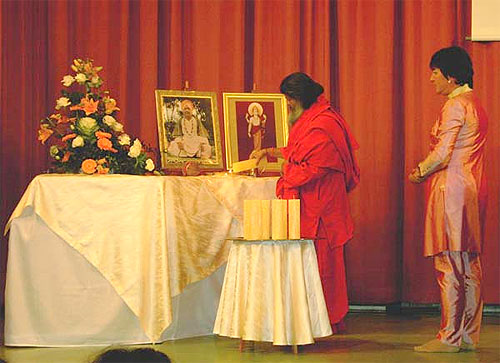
155;90;223;170
223;93;288;173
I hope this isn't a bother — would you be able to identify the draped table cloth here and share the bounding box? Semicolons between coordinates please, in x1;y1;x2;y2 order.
4;174;277;346
213;239;332;345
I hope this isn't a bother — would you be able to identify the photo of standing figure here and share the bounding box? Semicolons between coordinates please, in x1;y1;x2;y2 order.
245;102;267;153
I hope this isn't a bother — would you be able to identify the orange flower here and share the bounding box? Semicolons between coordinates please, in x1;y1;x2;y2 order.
61;152;71;162
97;158;107;165
97;137;118;152
38;124;54;144
95;131;112;139
81;159;97;174
97;165;109;174
49;113;61;121
70;96;99;115
83;62;93;74
104;97;120;114
58;115;75;124
61;133;77;142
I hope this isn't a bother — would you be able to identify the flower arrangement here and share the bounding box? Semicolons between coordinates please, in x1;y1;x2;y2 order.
37;58;156;175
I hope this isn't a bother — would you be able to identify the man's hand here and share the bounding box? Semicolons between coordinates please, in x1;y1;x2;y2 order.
409;168;425;184
250;148;267;164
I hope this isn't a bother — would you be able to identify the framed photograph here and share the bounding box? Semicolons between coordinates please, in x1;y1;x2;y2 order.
223;93;288;173
155;90;223;170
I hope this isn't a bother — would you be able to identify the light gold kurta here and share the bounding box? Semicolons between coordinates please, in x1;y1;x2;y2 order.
418;88;488;256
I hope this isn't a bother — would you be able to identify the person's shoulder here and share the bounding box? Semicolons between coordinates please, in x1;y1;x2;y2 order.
441;96;469;123
310;109;343;131
443;96;467;113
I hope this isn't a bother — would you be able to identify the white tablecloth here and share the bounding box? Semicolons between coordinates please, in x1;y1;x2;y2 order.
4;174;277;346
213;240;332;345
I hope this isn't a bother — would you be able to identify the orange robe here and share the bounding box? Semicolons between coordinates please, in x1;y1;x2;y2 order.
276;96;360;326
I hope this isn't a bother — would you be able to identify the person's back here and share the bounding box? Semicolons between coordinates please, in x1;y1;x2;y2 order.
441;92;487;169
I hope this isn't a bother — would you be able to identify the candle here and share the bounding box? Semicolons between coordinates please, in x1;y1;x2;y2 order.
244;200;262;240
260;200;271;239
288;199;301;239
272;199;288;240
232;159;258;173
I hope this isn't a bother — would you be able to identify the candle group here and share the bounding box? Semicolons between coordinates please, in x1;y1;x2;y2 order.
243;199;300;240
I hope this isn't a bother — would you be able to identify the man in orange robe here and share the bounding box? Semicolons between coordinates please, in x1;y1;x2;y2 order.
252;72;360;330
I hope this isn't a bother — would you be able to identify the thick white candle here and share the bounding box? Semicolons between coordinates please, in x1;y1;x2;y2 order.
272;199;288;240
288;199;301;239
260;200;271;239
244;200;262;240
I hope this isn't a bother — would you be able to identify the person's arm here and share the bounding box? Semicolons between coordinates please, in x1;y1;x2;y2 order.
413;99;465;181
246;114;252;137
249;146;284;163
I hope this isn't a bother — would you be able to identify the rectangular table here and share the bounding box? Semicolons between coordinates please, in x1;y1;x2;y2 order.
4;174;277;346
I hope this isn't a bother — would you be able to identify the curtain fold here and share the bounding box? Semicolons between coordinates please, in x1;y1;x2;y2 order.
336;0;402;303
1;0;498;305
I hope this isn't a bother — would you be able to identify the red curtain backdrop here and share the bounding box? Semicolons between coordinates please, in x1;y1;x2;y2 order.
1;0;498;305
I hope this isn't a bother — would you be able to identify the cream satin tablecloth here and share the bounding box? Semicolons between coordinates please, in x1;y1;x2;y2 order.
214;240;332;345
5;174;277;345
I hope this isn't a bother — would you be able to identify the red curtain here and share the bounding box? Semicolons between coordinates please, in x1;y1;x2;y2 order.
1;0;498;305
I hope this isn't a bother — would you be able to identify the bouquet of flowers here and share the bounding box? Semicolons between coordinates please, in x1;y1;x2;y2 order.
37;58;156;175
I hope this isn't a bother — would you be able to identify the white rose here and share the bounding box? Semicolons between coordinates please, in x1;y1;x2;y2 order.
145;158;155;171
111;122;124;132
61;75;75;87
72;136;84;148
55;97;71;110
118;133;131;146
78;117;98;134
103;115;116;127
128;139;142;158
75;73;87;84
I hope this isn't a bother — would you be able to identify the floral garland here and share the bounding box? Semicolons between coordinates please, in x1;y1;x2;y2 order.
38;58;156;175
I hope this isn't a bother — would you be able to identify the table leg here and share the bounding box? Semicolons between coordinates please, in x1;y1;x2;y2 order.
292;345;298;354
239;339;256;352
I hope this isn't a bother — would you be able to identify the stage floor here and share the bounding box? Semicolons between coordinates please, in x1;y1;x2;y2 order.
1;312;499;362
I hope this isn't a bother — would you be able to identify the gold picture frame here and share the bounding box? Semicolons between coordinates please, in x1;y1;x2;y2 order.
155;90;223;170
223;93;288;173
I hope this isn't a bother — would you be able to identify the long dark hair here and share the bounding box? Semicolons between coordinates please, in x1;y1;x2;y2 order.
280;72;324;109
430;46;474;88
